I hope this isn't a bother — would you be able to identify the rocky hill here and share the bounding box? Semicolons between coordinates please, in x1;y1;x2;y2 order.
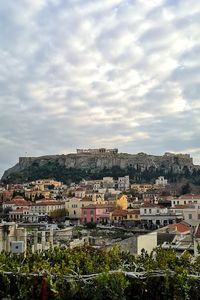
1;150;199;184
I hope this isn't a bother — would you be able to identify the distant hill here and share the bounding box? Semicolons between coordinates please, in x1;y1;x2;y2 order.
1;150;200;184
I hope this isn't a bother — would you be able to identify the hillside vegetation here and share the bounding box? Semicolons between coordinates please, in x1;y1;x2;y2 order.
2;160;200;186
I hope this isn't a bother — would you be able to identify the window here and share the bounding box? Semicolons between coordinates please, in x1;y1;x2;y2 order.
129;214;132;219
144;209;147;214
188;214;192;219
198;214;200;220
149;209;152;214
84;210;87;215
90;210;94;215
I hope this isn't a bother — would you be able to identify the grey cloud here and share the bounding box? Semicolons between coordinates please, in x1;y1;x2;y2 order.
0;0;200;177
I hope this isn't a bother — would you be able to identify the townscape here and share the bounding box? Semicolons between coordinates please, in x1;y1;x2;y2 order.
1;163;200;257
1;0;200;297
1;150;200;298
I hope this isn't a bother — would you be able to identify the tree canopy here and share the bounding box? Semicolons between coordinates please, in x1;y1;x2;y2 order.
0;246;200;299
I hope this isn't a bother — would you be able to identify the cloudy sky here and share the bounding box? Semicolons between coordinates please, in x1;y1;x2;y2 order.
0;0;200;177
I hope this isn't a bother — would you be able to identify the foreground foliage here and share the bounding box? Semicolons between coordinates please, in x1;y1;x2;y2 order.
0;246;200;299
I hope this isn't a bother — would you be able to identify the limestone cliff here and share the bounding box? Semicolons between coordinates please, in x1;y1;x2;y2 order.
1;151;197;183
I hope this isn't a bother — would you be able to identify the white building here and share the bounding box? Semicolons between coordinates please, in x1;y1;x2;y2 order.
171;194;200;207
140;203;183;227
3;196;32;210
65;197;93;220
103;177;115;188
155;176;168;186
74;188;86;198
172;203;200;221
118;176;130;191
30;200;65;216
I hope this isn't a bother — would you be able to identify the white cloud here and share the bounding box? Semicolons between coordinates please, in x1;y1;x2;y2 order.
0;0;200;176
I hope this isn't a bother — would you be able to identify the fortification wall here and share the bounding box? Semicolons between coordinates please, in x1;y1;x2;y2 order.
1;151;197;181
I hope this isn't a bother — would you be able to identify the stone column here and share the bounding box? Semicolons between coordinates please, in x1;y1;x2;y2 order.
33;229;38;252
49;228;53;246
42;231;46;250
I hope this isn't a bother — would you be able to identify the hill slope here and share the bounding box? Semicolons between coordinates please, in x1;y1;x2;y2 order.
1;151;200;184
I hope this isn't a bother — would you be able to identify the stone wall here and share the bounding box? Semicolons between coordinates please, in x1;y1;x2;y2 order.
1;151;198;181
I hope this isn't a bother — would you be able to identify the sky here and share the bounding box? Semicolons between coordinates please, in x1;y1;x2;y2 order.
0;0;200;177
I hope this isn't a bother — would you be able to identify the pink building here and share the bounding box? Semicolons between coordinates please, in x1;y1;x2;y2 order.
81;204;114;224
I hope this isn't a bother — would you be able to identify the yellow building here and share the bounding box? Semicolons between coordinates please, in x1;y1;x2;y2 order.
116;194;128;210
65;197;93;220
35;179;62;191
127;209;140;221
131;183;153;193
92;192;105;204
25;189;51;200
110;209;127;222
110;208;140;223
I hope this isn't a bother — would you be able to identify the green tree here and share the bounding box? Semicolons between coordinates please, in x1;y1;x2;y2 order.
49;208;68;221
181;182;191;194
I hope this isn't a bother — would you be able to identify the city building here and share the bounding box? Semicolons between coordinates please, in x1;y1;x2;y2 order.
74;188;86;198
65;197;92;220
155;176;168;187
172;203;200;221
3;196;32;210
118;176;130;191
30;200;65;217
76;148;118;154
131;183;154;193
102;177;115;188
81;204;115;224
171;194;200;207
140;203;183;227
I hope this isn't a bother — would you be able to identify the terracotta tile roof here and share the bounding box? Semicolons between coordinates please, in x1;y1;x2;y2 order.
141;203;159;208
173;205;192;209
35;198;55;202
33;201;65;206
168;223;190;233
127;209;140;215
83;204;115;209
179;194;200;200
10;196;32;206
112;209;127;217
195;224;200;238
12;196;24;200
